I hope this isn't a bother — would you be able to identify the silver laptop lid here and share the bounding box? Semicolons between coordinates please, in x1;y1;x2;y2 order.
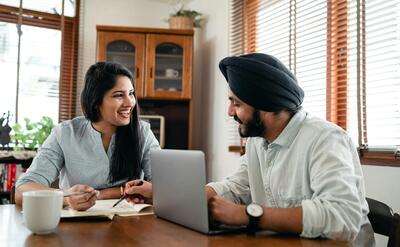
151;149;209;233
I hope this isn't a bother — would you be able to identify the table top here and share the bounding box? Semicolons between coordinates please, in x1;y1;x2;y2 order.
0;205;350;247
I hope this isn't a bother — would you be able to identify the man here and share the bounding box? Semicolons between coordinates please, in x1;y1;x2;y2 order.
206;53;375;246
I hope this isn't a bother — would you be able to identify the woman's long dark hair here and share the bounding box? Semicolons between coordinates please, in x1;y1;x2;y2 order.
81;62;142;183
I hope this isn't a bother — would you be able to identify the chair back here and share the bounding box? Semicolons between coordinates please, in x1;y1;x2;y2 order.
366;197;400;247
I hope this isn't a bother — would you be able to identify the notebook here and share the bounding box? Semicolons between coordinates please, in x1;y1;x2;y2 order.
61;199;153;220
151;149;247;234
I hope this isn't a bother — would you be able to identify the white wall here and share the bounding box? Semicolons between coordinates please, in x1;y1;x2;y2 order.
362;165;400;246
188;0;241;181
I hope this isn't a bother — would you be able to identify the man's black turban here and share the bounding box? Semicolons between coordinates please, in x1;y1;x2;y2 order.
219;53;304;112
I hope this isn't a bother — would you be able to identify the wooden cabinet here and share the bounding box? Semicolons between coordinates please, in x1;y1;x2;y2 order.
96;26;194;149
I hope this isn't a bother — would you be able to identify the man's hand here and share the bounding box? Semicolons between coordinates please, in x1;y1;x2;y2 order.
208;195;248;225
206;185;217;200
65;184;98;211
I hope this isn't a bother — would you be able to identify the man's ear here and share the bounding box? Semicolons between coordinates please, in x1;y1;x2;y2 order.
258;110;270;121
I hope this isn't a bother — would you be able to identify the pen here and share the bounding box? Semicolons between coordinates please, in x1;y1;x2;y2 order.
112;180;144;208
112;195;128;208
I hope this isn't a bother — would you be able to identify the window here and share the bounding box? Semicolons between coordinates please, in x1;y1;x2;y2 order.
229;0;400;166
0;0;79;125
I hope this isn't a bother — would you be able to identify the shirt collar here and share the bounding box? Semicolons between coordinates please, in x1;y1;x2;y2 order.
270;109;307;148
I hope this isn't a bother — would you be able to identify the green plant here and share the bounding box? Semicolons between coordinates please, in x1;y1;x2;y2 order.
11;116;55;151
170;5;204;28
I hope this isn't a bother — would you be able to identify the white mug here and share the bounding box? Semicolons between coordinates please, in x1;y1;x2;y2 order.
165;68;179;78
22;190;63;235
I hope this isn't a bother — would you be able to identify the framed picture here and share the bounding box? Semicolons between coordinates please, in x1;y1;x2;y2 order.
140;115;165;148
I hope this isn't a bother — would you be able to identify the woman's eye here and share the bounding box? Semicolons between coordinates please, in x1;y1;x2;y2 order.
113;94;123;98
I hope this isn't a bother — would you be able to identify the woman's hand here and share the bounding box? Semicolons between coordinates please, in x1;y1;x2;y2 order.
124;180;152;204
65;184;98;211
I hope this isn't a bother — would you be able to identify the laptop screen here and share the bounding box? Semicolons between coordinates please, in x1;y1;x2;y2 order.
151;149;210;233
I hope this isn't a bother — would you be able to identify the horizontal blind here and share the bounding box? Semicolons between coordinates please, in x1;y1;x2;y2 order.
230;0;400;154
296;0;327;120
255;0;290;65
327;0;348;130
59;17;79;122
254;0;327;120
346;0;361;145
227;0;245;147
364;0;400;148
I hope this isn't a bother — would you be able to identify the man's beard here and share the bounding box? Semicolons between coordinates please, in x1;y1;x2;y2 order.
234;110;265;137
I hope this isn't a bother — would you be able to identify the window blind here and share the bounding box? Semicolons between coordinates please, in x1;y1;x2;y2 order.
227;0;245;148
228;0;400;163
363;0;400;148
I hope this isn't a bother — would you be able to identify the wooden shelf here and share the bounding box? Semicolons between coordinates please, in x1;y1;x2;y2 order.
156;54;183;59
155;76;182;80
107;51;136;56
228;145;245;154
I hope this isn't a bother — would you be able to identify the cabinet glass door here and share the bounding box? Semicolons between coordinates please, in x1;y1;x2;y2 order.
96;32;145;97
146;34;192;99
106;41;136;76
154;43;183;93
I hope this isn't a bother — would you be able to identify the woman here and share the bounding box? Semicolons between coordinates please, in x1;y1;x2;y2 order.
15;62;159;210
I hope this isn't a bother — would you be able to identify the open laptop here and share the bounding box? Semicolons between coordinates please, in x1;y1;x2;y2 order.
151;149;247;235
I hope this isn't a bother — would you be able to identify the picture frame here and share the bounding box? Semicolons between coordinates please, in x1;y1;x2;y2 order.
140;115;165;148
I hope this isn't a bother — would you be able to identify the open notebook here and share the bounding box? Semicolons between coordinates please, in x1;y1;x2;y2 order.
61;199;153;220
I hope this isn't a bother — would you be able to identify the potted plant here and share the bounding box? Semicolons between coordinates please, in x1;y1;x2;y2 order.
168;5;204;29
10;116;55;151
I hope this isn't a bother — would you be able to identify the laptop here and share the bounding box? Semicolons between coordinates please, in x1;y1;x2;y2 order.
151;149;247;235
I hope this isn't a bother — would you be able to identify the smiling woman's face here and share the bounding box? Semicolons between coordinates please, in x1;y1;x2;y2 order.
98;75;136;129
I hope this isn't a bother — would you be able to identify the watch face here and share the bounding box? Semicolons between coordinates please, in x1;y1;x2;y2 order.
247;204;263;217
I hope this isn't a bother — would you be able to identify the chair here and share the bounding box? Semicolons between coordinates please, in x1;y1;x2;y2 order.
366;197;400;247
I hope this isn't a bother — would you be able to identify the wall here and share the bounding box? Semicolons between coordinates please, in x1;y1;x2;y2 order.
188;0;241;181
362;165;400;246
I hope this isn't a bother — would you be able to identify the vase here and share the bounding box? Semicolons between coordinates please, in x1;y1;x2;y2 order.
168;16;193;29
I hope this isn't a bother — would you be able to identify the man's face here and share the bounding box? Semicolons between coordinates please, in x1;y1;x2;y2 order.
227;89;265;137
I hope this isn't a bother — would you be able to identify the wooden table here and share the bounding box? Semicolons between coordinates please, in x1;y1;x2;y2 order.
0;205;350;247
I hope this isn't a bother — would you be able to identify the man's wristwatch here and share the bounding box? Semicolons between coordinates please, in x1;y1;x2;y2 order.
245;203;263;233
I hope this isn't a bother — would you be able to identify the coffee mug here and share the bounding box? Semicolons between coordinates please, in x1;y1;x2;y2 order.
22;190;63;235
165;68;179;78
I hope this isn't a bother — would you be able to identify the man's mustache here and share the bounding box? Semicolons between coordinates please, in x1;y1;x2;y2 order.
233;115;243;124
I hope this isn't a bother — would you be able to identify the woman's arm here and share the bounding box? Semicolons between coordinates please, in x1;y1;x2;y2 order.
97;186;122;199
15;182;55;206
16;181;98;210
